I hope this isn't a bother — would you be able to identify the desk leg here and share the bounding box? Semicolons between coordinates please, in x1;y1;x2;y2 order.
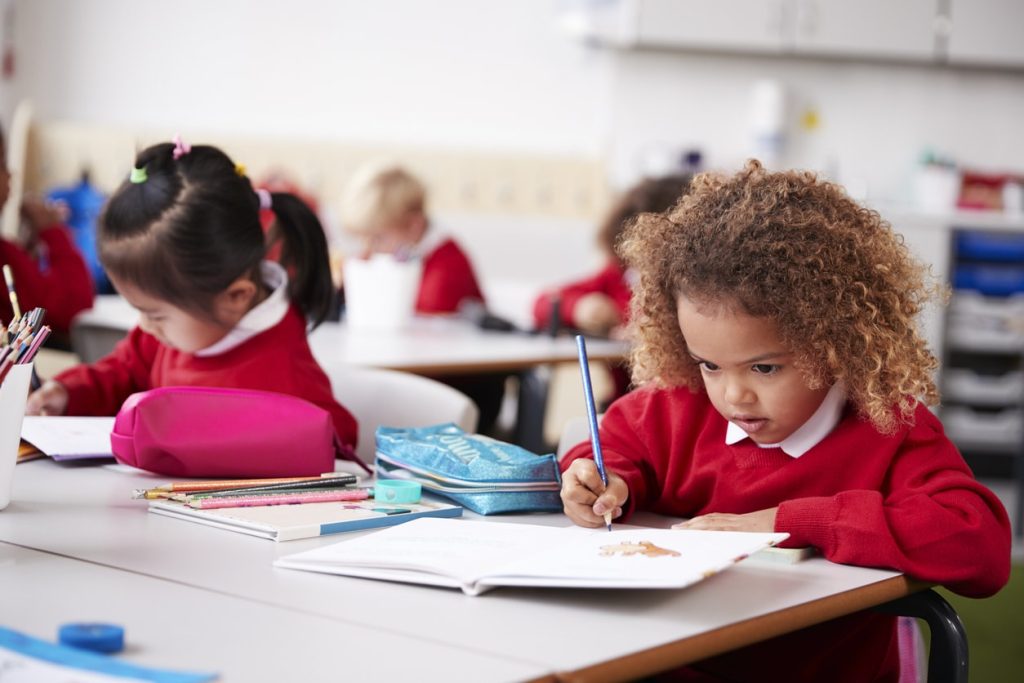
874;589;968;683
515;365;552;454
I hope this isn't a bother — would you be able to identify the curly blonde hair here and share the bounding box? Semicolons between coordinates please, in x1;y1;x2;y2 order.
619;160;944;434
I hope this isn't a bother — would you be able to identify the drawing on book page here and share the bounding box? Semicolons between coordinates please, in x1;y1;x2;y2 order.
599;540;681;558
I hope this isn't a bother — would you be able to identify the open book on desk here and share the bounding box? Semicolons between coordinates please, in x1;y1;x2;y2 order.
20;416;115;461
151;498;462;541
275;517;788;596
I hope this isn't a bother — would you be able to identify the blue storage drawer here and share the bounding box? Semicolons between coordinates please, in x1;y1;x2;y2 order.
955;231;1024;262
954;264;1024;296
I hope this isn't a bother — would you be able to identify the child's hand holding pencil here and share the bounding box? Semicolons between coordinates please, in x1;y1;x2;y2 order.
559;458;628;529
560;335;628;530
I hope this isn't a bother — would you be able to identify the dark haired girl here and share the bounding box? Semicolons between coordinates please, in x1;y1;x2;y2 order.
27;140;359;455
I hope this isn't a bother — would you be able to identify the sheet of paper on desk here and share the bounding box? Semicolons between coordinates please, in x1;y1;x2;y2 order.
0;625;217;682
150;498;463;541
275;517;789;596
20;416;116;461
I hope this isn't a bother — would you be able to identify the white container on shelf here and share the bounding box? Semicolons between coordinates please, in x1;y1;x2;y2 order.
946;292;1024;352
942;405;1023;448
943;369;1024;406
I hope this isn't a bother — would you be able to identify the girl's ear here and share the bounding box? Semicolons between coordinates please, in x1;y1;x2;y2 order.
215;276;259;322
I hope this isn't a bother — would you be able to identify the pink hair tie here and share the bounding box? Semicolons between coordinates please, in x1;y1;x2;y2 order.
256;188;273;210
171;133;192;160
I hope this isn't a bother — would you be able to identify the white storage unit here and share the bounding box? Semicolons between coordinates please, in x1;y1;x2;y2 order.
895;210;1024;536
562;0;1024;69
947;0;1024;68
939;226;1024;452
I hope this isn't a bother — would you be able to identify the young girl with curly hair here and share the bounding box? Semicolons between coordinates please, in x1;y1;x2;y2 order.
560;160;1010;683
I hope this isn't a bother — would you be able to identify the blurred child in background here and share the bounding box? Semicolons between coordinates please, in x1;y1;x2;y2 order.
340;163;484;313
533;173;691;398
0;123;94;345
340;163;502;433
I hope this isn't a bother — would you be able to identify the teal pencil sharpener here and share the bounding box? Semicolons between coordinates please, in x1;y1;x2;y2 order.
372;480;422;504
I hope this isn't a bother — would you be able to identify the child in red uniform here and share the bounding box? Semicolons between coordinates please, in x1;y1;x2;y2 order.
26;140;359;458
339;163;484;314
533;174;691;398
532;174;691;338
340;163;504;432
560;160;1010;683
0;124;94;342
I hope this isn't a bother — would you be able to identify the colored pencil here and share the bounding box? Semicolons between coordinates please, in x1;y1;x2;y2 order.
131;472;357;499
0;303;49;385
3;265;21;320
185;488;370;510
576;335;612;531
171;478;362;500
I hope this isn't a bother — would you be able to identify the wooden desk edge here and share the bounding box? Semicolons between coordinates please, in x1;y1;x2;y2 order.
545;574;926;683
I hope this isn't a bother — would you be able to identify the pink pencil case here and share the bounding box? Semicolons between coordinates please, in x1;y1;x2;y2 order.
111;386;358;478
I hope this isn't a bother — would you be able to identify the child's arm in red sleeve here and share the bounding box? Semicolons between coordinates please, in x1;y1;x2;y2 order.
54;327;156;416
776;425;1011;598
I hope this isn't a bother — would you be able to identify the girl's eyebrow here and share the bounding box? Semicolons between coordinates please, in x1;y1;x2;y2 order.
689;351;789;364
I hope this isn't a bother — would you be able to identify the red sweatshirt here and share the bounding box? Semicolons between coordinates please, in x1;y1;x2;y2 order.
562;386;1011;683
0;225;94;333
416;238;484;314
533;261;633;397
55;306;358;452
532;260;631;330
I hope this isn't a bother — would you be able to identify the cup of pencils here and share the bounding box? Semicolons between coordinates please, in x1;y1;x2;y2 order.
1;271;53;510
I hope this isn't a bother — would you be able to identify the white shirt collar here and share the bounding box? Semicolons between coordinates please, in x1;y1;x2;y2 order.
409;225;449;260
725;382;847;458
195;261;291;357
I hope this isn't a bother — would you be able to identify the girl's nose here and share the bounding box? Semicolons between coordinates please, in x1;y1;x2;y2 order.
724;378;754;406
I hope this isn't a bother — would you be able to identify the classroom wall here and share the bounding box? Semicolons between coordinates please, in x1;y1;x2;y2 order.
607;49;1024;204
0;0;612;155
3;0;1022;207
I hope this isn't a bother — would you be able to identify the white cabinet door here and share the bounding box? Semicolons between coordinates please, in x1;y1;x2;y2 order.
947;0;1024;68
792;0;937;60
635;0;789;54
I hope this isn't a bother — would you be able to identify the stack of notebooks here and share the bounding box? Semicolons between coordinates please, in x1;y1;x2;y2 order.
139;474;462;542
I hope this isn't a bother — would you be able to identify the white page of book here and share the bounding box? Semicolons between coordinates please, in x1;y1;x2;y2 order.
20;416;115;458
276;518;787;594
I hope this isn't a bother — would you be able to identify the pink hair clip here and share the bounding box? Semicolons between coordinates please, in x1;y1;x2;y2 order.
172;134;192;160
256;188;273;210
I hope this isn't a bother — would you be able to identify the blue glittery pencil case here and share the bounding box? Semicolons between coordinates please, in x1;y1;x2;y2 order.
374;424;562;515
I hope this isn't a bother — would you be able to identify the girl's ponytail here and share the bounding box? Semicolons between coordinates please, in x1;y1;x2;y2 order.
266;192;334;329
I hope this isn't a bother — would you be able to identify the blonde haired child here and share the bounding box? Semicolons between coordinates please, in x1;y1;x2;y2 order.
560;160;1010;683
340;162;503;431
340;163;484;313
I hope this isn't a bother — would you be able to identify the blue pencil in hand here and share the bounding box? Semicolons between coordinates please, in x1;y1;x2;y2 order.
575;335;612;531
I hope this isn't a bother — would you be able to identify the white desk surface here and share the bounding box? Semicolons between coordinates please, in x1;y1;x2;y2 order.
1;542;543;683
75;295;629;375
0;459;910;682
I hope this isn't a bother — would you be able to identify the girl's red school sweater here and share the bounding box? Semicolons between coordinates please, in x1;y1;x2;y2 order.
54;306;358;452
561;385;1011;683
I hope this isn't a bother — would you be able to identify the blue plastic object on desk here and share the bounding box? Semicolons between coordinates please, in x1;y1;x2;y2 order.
0;625;216;682
58;623;124;654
